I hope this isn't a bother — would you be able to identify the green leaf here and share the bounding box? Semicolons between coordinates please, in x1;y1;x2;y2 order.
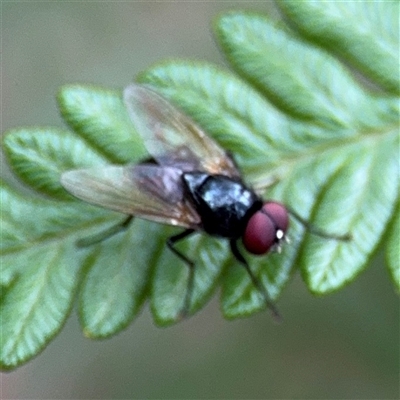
0;241;81;370
141;5;398;315
0;159;123;367
79;219;160;338
386;201;400;291
0;182;112;260
0;182;113;369
276;0;400;94
297;134;399;293
215;11;397;125
1;0;398;369
3;128;107;200
138;61;397;316
57;85;147;164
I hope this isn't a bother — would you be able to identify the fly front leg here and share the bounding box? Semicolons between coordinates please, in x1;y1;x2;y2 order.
230;240;281;321
167;229;196;319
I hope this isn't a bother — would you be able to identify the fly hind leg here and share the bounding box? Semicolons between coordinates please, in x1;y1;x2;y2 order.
77;215;134;247
167;229;196;320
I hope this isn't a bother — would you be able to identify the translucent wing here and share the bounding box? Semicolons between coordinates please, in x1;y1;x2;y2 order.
123;84;240;177
60;164;201;228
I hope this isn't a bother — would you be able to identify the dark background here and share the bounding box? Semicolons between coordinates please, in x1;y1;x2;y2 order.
2;2;399;399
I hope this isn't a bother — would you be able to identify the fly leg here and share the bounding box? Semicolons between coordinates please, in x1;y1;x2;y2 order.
167;229;196;319
287;207;351;241
230;240;281;322
77;215;134;247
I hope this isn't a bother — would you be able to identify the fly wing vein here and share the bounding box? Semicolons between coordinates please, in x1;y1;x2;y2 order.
61;165;201;228
124;84;241;178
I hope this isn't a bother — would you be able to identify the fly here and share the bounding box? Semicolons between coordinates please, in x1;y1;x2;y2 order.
61;84;350;320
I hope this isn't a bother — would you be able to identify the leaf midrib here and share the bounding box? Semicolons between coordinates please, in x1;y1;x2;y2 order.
1;214;120;256
254;128;397;188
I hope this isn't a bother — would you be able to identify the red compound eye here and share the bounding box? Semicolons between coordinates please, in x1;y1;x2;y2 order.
262;202;289;232
243;202;289;255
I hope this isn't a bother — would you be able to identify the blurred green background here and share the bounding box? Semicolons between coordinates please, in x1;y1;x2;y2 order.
2;2;399;399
